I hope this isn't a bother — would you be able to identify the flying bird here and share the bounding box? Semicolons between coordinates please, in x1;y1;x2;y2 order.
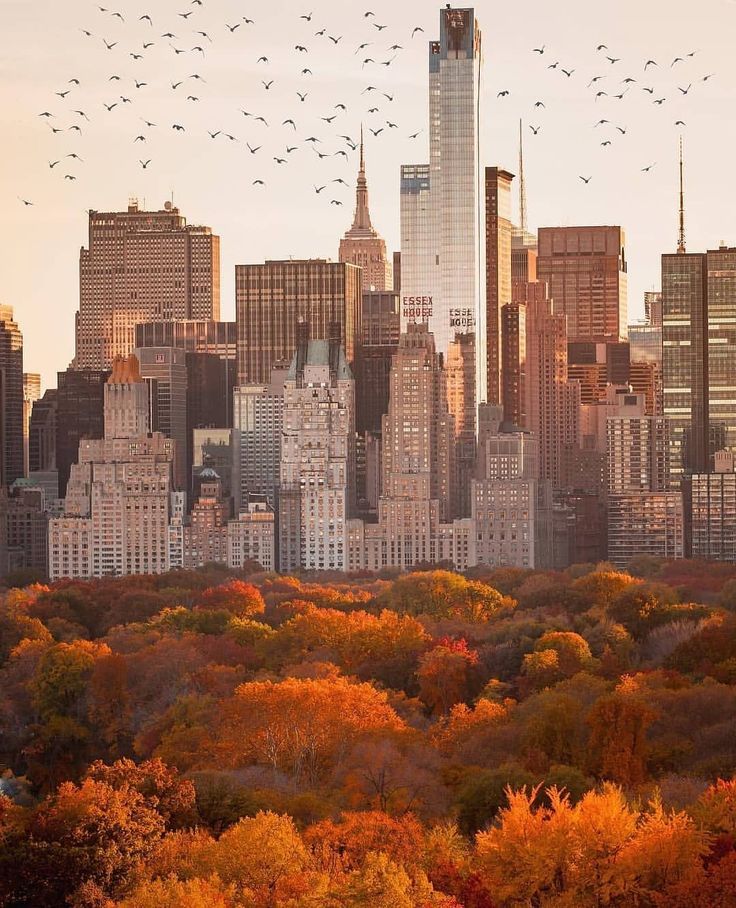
64;174;77;181
561;68;574;77
678;84;692;95
140;159;151;168
55;90;71;99
601;141;612;147
412;26;424;37
314;184;326;193
297;92;309;102
642;87;654;94
283;119;297;129
534;100;545;107
49;160;60;168
642;163;656;172
66;153;83;161
226;23;241;32
579;175;592;184
675;120;686;126
409;130;422;139
295;45;308;52
333;178;348;185
257;56;269;63
615;126;627;134
497;90;510;98
172;123;185;131
331;200;343;205
208;130;220;139
103;40;117;50
274;157;287;164
262;80;275;89
134;135;146;142
18;198;34;206
253;180;265;186
532;45;545;54
370;127;384;136
644;60;657;69
671;57;684;66
300;12;313;20
606;56;620;64
247;143;261;153
529;125;541;135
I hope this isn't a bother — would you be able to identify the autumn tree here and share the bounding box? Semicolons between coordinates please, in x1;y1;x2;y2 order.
417;639;481;715
587;681;657;786
215;677;406;785
197;580;265;617
377;571;512;623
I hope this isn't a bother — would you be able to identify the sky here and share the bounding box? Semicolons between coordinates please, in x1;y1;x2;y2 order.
2;0;736;387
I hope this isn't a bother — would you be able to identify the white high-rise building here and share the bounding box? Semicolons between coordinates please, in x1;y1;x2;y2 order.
400;6;486;404
279;326;355;573
48;355;176;580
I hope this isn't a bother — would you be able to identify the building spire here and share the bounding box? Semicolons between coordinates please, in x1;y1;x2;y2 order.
345;125;375;237
677;135;686;254
519;118;528;235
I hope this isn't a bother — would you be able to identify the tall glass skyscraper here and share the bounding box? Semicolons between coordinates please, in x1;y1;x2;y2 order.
400;6;486;404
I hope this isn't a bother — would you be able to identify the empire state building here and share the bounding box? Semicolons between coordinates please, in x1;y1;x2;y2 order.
339;130;393;292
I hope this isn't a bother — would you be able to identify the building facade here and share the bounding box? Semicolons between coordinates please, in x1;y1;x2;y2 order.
400;7;487;407
486;168;514;406
0;306;24;487
279;328;355;572
75;201;220;369
235;259;362;385
537;227;628;343
56;369;110;498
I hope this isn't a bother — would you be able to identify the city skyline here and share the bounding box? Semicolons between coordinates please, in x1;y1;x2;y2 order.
3;0;735;384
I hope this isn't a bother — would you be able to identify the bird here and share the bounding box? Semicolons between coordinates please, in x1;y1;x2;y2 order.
532;45;545;54
130;53;143;60
588;76;604;86
678;84;692;95
305;136;321;143
140;159;151;168
534;100;546;108
601;141;612;147
644;60;657;69
283;119;297;129
561;68;574;77
615;126;627;134
389;44;403;51
702;74;714;82
243;17;255;24
334;150;348;157
374;23;387;31
579;175;592;184
370;127;384;136
186;96;199;102
412;26;424;37
141;119;157;127
48;125;63;133
363;58;375;66
367;107;379;113
254;116;268;125
642;163;656;172
383;93;394;101
675;120;687;126
314;184;326;193
295;45;308;52
192;46;205;55
302;68;312;75
253;180;265;186
196;31;212;42
111;11;124;20
607;56;620;64
262;80;274;90
335;104;347;111
355;42;371;53
247;143;261;154
330;200;343;205
613;91;628;100
596;44;608;51
595;91;608;100
208;130;220;139
55;90;71;99
642;87;655;94
409;130;422;139
80;29;93;37
386;121;398;128
654;98;666;105
49;160;60;168
329;35;342;44
274;157;287;164
171;81;183;89
18;198;33;206
64;174;77;181
321;115;337;123
297;92;309;102
333;178;348;185
225;134;237;141
104;102;117;111
300;12;313;20
623;77;637;84
161;32;176;38
178;10;193;18
594;119;610;126
286;146;298;153
226;23;241;32
74;110;89;120
134;135;146;142
68;125;82;133
548;62;559;69
108;74;121;81
135;80;147;89
529;125;541;135
119;96;131;103
257;56;269;63
68;78;81;85
365;11;375;17
38;111;54;118
190;74;206;82
103;39;117;50
172;124;185;131
67;153;83;161
497;90;510;98
139;14;152;25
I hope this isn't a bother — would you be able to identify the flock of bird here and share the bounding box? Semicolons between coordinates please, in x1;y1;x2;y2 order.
16;3;718;208
20;3;430;208
502;42;714;185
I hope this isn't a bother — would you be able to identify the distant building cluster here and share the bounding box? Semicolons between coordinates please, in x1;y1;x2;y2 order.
2;5;735;579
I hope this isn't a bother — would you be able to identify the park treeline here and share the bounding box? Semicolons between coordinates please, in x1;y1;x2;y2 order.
2;557;736;906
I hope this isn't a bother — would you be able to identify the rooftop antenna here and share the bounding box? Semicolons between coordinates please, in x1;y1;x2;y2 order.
677;136;686;254
518;118;528;235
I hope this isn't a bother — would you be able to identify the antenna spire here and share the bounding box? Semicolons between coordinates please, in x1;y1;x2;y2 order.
677;136;686;254
360;123;365;172
518;119;528;235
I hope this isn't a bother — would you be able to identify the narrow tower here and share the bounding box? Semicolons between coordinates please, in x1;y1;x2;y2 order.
677;136;686;255
519;119;528;237
338;130;393;291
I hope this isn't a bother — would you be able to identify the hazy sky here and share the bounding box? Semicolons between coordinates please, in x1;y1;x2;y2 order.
2;0;736;386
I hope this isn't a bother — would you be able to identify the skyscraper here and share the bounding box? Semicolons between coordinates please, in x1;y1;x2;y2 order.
49;355;176;579
338;131;393;292
355;290;401;436
56;369;110;498
29;389;58;474
485;168;514;406
75;200;220;369
662;245;736;483
279;325;355;572
235;259;362;385
501;303;526;428
135;347;188;490
23;373;41;478
0;306;24;487
537;226;628;343
400;6;486;405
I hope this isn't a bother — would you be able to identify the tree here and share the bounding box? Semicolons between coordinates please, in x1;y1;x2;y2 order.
215;677;406;785
417;640;480;715
377;571;512;623
116;876;236;908
587;685;656;785
197;580;265;617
